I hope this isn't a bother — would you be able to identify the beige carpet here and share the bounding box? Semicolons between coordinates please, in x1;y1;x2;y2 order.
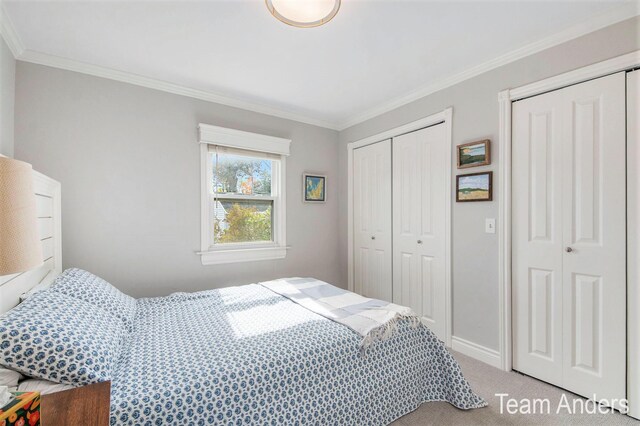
392;350;639;425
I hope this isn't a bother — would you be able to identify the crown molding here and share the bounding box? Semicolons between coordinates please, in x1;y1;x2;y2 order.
17;50;340;129
0;3;24;57
0;2;340;130
336;1;640;130
2;1;638;132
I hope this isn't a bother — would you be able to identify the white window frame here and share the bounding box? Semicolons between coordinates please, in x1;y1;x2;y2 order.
198;124;290;265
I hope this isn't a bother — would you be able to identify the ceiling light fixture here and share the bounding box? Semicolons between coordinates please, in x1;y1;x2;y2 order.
265;0;340;28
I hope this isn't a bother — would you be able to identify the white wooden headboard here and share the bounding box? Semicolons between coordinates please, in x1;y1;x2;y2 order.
0;170;62;314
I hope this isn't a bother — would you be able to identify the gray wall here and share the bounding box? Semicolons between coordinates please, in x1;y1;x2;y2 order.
14;63;340;297
338;16;640;351
11;16;640;351
0;36;15;157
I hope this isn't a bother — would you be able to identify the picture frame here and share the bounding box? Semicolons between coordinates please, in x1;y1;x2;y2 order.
457;139;491;169
303;173;326;203
456;171;493;202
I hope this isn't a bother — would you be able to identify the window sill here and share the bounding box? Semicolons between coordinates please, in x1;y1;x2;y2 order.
198;245;288;265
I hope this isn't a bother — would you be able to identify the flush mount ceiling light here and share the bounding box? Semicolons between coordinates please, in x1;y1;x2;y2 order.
265;0;341;28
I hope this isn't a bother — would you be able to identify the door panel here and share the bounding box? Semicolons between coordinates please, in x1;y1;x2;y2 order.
421;255;434;320
572;97;600;245
353;140;392;302
513;88;564;386
572;273;601;373
398;252;413;308
561;73;626;402
393;124;447;340
513;72;626;402
529;268;554;359
529;111;554;242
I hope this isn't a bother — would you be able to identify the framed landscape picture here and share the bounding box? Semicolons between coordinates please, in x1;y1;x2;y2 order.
456;171;492;202
457;139;490;169
303;173;326;203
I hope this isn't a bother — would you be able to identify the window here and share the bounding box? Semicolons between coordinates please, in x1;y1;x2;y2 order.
199;124;290;265
211;147;277;245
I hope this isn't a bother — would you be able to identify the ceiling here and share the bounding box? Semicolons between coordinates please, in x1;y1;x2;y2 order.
2;0;636;129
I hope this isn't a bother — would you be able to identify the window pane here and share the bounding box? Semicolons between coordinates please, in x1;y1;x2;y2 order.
213;199;273;244
212;152;273;196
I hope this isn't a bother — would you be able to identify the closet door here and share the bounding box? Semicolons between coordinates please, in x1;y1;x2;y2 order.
393;124;447;340
353;140;392;301
560;73;626;401
512;88;565;386
513;72;626;402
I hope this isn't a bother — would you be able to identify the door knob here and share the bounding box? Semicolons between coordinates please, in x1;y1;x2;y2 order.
417;240;423;244
565;247;573;253
371;236;376;240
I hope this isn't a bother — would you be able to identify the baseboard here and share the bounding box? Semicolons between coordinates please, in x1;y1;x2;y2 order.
451;336;502;369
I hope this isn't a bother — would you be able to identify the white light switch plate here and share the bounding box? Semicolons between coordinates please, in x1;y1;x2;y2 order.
485;218;496;234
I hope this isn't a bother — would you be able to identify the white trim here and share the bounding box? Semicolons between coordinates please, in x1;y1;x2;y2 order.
200;143;211;253
510;50;640;100
442;108;453;348
2;2;637;131
214;194;275;202
199;246;287;265
14;49;338;130
338;2;639;130
0;5;24;57
198;123;291;156
497;89;512;372
627;69;640;420
497;51;640;374
347;111;449;150
451;336;502;369
20;50;339;130
347;145;354;291
347;107;453;347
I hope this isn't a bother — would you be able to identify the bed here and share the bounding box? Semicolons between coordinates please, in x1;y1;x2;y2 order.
0;170;485;424
1;268;486;425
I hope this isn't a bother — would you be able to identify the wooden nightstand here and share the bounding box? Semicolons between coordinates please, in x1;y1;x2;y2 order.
40;381;110;426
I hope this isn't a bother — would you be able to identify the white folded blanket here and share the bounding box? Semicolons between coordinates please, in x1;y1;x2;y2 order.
260;278;422;349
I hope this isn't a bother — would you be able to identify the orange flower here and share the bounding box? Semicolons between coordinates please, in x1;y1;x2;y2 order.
8;414;17;423
28;410;39;426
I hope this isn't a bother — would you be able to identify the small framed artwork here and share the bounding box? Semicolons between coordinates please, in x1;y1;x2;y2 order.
456;171;493;202
457;139;490;169
303;173;326;203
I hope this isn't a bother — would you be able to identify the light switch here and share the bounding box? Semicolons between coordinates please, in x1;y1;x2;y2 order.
485;218;496;234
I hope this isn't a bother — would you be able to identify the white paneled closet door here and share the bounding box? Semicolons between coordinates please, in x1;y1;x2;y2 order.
393;124;447;341
353;139;392;301
513;72;626;402
512;86;565;387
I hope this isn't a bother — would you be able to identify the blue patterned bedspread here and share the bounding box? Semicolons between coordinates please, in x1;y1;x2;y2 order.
110;284;485;425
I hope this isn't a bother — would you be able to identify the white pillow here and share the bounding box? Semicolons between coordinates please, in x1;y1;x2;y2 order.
0;367;23;391
17;379;74;395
